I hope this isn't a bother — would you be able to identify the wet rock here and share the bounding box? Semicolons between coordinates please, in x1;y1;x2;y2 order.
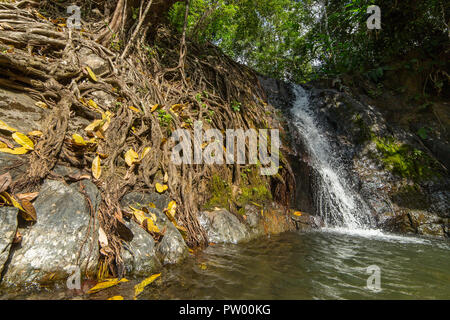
290;212;322;231
2;179;100;286
0;207;18;274
198;209;250;244
0;87;48;133
244;205;262;229
429;191;450;218
417;224;445;237
79;47;108;75
120;192;188;265
122;219;161;277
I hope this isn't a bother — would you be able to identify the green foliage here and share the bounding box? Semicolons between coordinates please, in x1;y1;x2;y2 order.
231;100;241;112
157;109;173;127
168;0;448;88
204;174;232;209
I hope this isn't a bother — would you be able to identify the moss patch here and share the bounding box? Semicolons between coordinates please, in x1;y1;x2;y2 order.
372;135;439;181
204;167;272;214
203;174;232;210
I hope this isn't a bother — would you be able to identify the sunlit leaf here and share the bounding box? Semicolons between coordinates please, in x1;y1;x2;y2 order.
84;119;103;133
1;192;24;211
88;278;128;294
86;66;97;82
20;199;37;222
134;273;161;297
141;147;151;159
72;134;87;146
16;192;39;202
150;104;159;112
0;147;29;155
130;207;160;234
155;183;168;193
12;132;34;150
88;99;99;109
128;106;141;113
124;148;139;166
92;155;101;179
0;120;17;132
98;227;108;248
27;131;43;137
35;101;48;109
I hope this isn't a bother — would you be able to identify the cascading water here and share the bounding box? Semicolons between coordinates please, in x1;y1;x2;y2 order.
290;84;372;230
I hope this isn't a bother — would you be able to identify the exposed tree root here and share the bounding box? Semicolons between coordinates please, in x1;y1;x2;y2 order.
0;3;296;279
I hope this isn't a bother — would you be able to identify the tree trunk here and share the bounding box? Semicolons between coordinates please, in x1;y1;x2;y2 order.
97;0;183;46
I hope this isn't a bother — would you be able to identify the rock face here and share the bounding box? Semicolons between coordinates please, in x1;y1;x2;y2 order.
267;78;450;239
0;207;18;275
198;209;251;244
0;87;48;133
2;179;100;286
120;192;188;265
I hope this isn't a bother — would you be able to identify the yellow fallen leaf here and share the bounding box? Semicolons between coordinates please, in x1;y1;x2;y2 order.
107;296;124;300
130;207;160;234
12;132;34;150
124;148;139;166
86;66;97;82
148;202;156;208
293;211;302;217
141;147;151;159
1;192;24;212
134;273;161;297
199;263;207;270
88;278;128;294
0;142;7;148
0;120;17;132
0;147;29;155
92;155;101;179
155;183;168;193
27;131;43;137
150;104;159;112
72;134;87;146
84;119;103;133
20;199;37;222
88;99;99;109
166;201;176;219
35;101;48;109
128;106;141;113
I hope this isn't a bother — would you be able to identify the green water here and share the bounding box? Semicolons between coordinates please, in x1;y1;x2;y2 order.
142;230;450;300
2;230;449;300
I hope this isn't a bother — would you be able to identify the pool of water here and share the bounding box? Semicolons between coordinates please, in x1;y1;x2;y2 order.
143;230;450;300
2;230;450;300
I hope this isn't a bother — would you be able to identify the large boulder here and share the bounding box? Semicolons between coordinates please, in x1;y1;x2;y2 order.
120;192;188;265
198;209;250;244
2;179;101;286
122;219;161;277
0;207;18;275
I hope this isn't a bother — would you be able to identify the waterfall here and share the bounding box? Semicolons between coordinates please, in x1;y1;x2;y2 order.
290;84;371;230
